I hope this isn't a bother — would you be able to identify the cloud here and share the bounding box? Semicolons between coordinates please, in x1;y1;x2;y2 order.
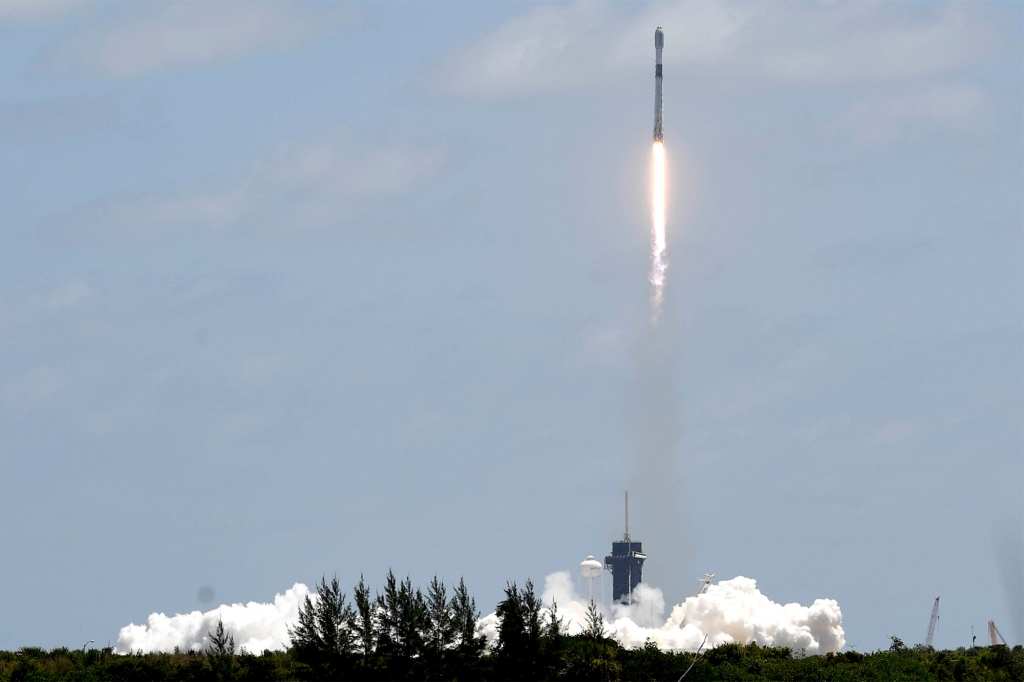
479;571;845;654
117;583;309;653
428;1;995;99
120;572;844;655
824;82;988;144
873;420;918;444
40;130;447;244
37;2;361;77
795;415;851;443
0;0;85;25
0;97;118;141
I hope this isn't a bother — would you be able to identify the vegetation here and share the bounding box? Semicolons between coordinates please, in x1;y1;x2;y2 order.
1;573;1020;681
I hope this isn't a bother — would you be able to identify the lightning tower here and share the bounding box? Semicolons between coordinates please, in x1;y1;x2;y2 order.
605;492;646;603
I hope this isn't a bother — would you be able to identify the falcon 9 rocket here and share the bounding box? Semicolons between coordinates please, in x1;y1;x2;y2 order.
653;26;664;142
649;26;667;321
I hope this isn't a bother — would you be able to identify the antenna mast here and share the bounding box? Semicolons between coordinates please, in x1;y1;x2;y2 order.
925;597;940;648
624;491;630;541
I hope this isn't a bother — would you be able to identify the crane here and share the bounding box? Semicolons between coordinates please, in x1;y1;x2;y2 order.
925;597;940;648
988;620;1007;646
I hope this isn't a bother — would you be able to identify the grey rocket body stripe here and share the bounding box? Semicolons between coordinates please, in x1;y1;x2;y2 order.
653;26;664;143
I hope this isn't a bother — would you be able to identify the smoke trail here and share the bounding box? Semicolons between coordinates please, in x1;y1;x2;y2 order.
650;141;667;322
631;138;687;598
477;572;846;654
116;583;309;653
993;516;1024;644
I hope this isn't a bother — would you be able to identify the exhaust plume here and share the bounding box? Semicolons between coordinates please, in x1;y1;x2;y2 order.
117;583;309;654
117;573;844;656
478;572;845;654
650;141;667;322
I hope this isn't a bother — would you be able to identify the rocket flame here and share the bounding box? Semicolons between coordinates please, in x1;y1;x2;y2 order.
650;141;667;322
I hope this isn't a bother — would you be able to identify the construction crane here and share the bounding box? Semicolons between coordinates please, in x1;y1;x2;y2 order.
988;620;1007;646
925;597;940;648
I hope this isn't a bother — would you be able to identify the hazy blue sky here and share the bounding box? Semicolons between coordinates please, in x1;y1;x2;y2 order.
1;0;1020;652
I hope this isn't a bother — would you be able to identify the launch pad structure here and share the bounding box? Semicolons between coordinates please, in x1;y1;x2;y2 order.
605;491;646;604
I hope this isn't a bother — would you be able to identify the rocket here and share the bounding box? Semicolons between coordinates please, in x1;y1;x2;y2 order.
653;26;664;143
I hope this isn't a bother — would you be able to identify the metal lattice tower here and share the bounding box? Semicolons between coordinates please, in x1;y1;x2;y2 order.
925;597;940;648
988;620;1007;646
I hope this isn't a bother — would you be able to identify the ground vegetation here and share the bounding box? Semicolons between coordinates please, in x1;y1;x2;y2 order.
1;573;1020;681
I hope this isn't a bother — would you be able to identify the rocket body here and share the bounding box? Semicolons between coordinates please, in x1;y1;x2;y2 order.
653;26;664;143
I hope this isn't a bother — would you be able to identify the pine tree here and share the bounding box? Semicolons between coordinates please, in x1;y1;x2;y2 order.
207;617;236;657
351;574;377;659
452;577;484;656
584;600;606;639
495;579;543;679
288;575;355;661
425;576;456;657
207;617;236;680
377;570;427;664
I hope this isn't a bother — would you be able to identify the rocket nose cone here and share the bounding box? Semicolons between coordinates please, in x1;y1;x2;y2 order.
655;26;664;49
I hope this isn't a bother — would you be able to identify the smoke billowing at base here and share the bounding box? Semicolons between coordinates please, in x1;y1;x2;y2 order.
117;574;844;655
530;572;845;654
117;584;308;654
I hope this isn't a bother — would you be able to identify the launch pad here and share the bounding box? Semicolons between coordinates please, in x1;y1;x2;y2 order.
604;492;646;604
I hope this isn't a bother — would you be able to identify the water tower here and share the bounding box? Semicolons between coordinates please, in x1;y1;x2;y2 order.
579;555;604;605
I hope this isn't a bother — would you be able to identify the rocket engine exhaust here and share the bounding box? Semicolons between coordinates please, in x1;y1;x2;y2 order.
650;26;667;322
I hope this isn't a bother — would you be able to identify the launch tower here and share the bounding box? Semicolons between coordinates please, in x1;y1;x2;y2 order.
604;492;646;603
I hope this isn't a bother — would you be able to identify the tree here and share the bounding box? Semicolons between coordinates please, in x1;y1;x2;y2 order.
288;575;355;662
207;618;235;680
452;577;484;657
351;574;377;659
208;617;236;657
495;579;543;680
377;570;427;665
546;598;566;641
425;576;456;657
583;601;606;640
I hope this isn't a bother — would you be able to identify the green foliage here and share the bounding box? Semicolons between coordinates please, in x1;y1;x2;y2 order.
424;575;456;658
582;600;606;640
207;618;236;680
350;574;377;659
375;569;427;676
494;579;544;680
451;577;485;657
287;574;354;677
3;572;1021;681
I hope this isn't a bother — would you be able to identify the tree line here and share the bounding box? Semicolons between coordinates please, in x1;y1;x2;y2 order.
1;571;1021;681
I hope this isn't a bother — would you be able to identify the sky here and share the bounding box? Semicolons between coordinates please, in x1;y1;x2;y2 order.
0;0;1021;653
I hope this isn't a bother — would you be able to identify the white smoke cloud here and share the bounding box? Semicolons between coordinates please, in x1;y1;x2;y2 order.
118;573;844;656
479;571;845;655
117;583;309;654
